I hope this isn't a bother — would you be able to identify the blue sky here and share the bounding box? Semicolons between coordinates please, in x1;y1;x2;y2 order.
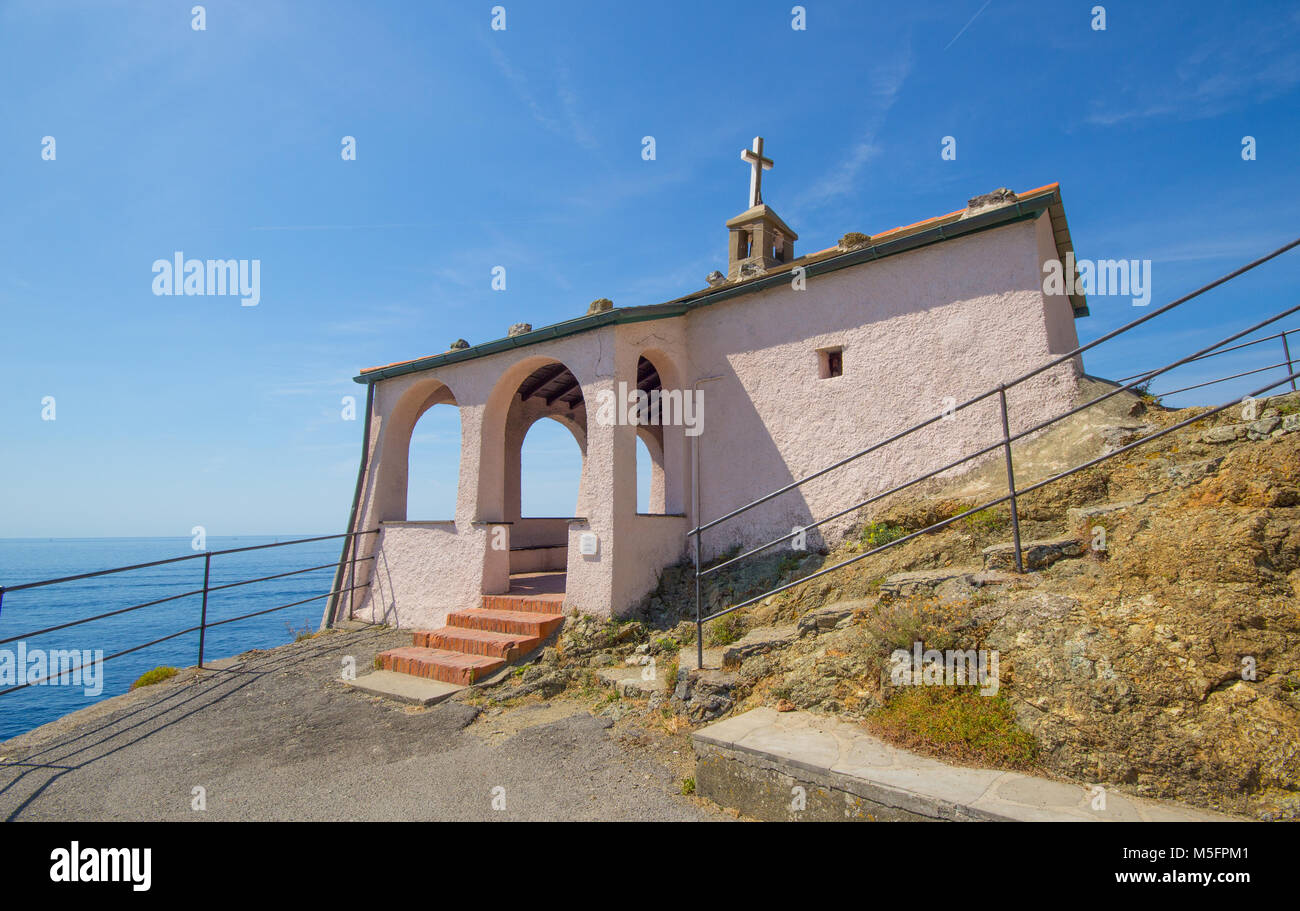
1;0;1298;538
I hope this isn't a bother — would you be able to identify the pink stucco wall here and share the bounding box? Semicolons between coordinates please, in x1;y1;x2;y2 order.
349;521;507;630
332;210;1082;628
684;216;1080;557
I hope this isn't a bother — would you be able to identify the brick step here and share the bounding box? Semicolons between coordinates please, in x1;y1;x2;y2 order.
446;607;564;638
377;646;504;686
481;593;567;614
413;626;543;659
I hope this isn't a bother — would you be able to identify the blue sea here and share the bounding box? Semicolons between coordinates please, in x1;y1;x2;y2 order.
0;536;347;741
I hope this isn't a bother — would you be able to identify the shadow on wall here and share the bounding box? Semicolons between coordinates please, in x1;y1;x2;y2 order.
690;360;812;560
365;543;401;628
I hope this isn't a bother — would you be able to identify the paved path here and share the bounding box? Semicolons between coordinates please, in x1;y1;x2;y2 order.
0;628;728;821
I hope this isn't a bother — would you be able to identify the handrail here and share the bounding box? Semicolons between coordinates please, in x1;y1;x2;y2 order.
687;237;1300;669
1116;327;1297;384
0;579;373;697
0;556;377;647
1155;361;1290;398
2;530;374;593
0;528;380;693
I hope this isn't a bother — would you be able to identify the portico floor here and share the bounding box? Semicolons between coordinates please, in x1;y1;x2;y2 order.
505;571;566;596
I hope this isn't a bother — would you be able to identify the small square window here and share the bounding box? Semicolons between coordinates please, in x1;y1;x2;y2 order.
818;346;843;379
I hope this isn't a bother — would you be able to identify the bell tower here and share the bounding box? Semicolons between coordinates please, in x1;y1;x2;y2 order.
726;137;798;280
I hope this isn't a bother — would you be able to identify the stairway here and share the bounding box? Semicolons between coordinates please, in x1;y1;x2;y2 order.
377;574;566;686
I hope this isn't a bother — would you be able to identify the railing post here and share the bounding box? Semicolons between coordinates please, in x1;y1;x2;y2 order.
998;386;1025;574
694;529;703;672
197;551;211;668
0;585;5;622
1282;330;1297;392
346;532;358;621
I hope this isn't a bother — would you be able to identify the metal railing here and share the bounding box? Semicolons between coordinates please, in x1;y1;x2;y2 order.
687;237;1300;669
1118;326;1298;398
0;529;378;696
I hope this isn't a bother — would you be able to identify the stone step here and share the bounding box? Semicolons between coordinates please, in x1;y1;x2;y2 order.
349;670;464;706
414;626;542;660
597;665;662;698
480;592;567;614
677;645;725;672
796;601;861;636
445;607;564;638
982;536;1085;573
879;568;978;600
877;568;1022;602
377;646;504;686
721;625;798;668
1065;497;1149;528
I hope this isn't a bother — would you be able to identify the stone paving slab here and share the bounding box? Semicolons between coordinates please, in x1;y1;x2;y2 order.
722;625;798;667
596;666;660;697
694;708;1240;822
678;646;724;671
348;670;464;706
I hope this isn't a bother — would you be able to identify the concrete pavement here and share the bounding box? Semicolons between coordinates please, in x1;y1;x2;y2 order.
0;627;728;822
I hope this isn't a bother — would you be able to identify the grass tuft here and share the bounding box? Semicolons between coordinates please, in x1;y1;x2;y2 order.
704;612;745;647
868;686;1037;769
131;666;179;689
860;521;905;549
960;506;1009;536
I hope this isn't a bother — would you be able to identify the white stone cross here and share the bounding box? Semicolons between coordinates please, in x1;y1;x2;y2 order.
740;136;774;208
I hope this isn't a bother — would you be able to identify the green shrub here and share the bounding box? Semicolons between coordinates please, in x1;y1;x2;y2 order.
1132;378;1162;407
860;521;905;549
705;612;745;647
960;507;1009;535
777;552;803;575
869;686;1037;769
131;666;179;689
662;656;680;693
863;596;973;661
285;620;317;642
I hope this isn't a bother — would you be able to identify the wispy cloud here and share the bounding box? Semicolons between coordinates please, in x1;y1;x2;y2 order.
1085;20;1300;126
486;43;598;150
322;303;422;336
1141;236;1298;266
796;141;882;211
249;223;432;232
794;49;913;215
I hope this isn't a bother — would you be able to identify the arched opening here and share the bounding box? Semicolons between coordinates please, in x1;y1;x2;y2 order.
481;358;588;579
632;351;686;515
406;404;462;519
368;378;461;524
636;434;653;514
520;416;584;518
636;424;666;514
